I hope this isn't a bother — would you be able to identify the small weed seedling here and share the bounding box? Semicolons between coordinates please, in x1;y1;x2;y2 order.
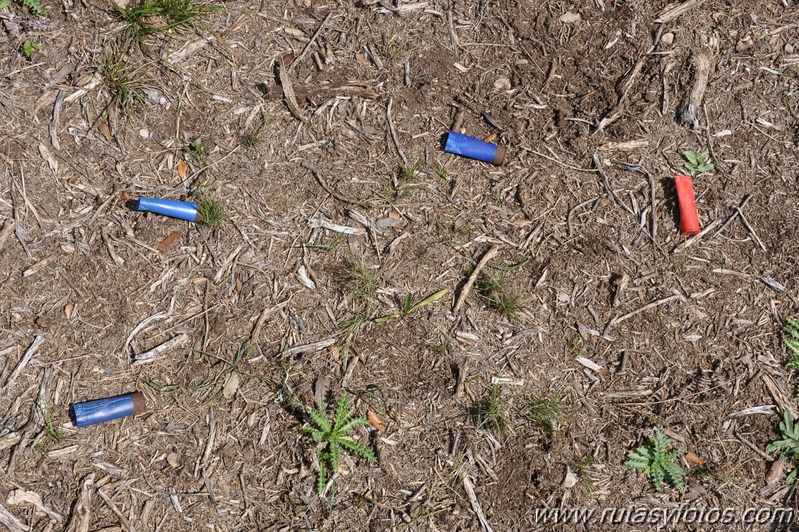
527;393;563;439
304;393;376;495
766;410;799;483
470;385;509;437
33;407;64;450
375;289;448;323
434;162;449;181
477;273;522;320
0;0;45;16
784;317;799;369
344;256;379;303
625;428;685;492
196;194;225;229
20;40;41;60
682;150;714;176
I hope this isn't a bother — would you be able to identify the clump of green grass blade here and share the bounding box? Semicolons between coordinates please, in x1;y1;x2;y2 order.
98;46;149;115
196;194;225;229
344;256;379;303
470;385;509;437
477;273;522;319
116;0;221;47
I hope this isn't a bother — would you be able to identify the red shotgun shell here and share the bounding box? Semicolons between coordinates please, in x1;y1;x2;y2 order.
675;175;701;236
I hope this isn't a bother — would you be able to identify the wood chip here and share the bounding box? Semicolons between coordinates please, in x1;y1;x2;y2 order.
132;333;190;365
276;57;306;122
655;0;706;23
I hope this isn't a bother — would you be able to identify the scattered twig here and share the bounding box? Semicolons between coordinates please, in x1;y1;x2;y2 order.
276;56;306;122
593;155;634;214
386;97;408;166
655;0;706;23
463;474;494;532
49;90;64;149
736;206;766;252
132;333;190;365
608;293;686;328
4;335;44;392
301;160;369;208
679;50;713;129
0;503;28;532
289;12;332;72
447;9;459;57
452;245;499;314
64;474;94;532
671;219;721;254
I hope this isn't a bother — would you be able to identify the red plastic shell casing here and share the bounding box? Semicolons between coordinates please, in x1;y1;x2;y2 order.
675;175;701;236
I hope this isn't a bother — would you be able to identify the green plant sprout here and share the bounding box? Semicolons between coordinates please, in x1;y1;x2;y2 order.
98;46;148;115
20;40;41;60
304;393;376;495
33;407;64;450
625;428;685;492
0;0;45;16
375;289;448;323
469;385;509;437
766;410;799;484
784;317;799;369
682;150;714;176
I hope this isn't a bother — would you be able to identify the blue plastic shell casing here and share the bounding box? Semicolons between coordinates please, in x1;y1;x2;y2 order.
71;392;145;428
136;197;199;222
444;131;507;165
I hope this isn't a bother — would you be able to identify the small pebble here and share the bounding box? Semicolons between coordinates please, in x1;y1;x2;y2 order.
494;77;511;90
139;128;149;139
786;43;795;54
661;32;674;46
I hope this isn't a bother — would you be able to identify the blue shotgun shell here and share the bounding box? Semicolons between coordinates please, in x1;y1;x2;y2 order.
444;131;507;166
71;392;146;428
134;197;200;222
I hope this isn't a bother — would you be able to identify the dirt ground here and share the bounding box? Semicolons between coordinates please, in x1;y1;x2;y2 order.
1;0;799;530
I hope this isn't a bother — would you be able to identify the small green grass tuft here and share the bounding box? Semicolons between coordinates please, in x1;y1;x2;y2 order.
682;150;714;176
625;428;685;492
470;385;509;437
98;46;148;115
784;317;799;369
116;0;221;49
767;410;799;484
344;256;379;303
196;194;225;229
434;162;449;181
304;393;377;495
477;273;522;319
526;392;563;439
240;114;272;149
20;40;41;60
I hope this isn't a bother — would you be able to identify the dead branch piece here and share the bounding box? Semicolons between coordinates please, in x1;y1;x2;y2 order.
65;474;94;532
463;475;494;532
0;219;14;252
276;58;306;122
452;246;499;314
608;293;685;327
655;0;706;23
4;335;44;391
132;333;190;365
736;207;766;251
7;490;62;523
301;160;369;208
596;55;647;132
447;9;459;57
281;339;335;357
96;489;132;531
386;97;408;167
714;194;753;237
679;50;713;129
289;12;332;72
0;503;28;532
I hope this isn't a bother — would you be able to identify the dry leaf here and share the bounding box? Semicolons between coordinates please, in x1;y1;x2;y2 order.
559;11;581;23
685;452;706;465
118;191;130;202
67;174;80;185
64;303;74;320
222;372;240;399
512;218;533;228
483;132;497;143
355;52;368;66
766;460;785;486
177;159;188;178
367;411;385;432
156;231;182;252
97;120;113;142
